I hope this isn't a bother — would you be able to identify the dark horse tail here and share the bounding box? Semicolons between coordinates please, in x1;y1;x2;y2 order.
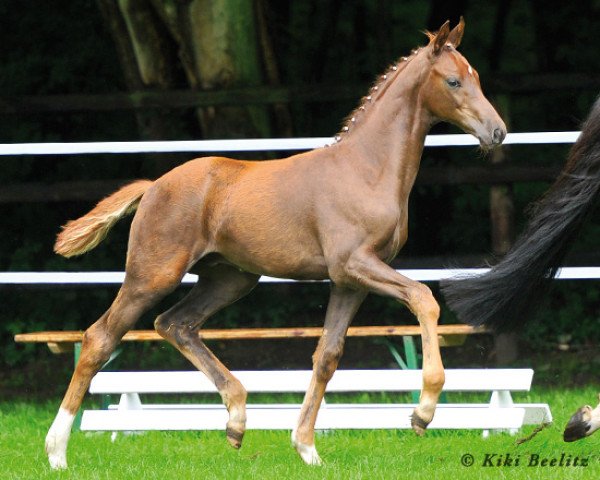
441;97;600;331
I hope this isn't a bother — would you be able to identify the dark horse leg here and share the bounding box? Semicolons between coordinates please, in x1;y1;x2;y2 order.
154;263;260;449
292;285;367;464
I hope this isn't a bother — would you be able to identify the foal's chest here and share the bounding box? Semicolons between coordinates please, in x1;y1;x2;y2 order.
370;208;408;263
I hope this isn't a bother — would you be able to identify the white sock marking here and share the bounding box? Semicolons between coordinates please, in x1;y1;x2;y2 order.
45;408;75;470
291;429;322;466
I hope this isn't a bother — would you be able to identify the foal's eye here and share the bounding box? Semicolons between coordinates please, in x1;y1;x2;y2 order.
446;77;461;89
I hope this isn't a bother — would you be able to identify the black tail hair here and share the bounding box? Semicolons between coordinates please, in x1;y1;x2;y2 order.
440;96;600;331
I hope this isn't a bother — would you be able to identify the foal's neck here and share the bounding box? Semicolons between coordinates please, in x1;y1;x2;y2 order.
332;58;433;199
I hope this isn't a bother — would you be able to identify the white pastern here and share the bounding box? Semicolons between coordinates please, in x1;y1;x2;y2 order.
291;429;322;466
588;402;600;436
45;408;75;470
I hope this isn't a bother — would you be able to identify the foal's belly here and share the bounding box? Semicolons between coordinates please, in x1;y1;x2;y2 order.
222;249;330;280
214;230;330;280
212;209;330;280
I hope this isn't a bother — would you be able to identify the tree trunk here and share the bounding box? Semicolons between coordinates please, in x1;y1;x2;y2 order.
97;0;278;145
183;0;268;138
97;0;185;173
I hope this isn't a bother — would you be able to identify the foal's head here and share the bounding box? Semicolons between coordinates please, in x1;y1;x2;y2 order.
420;18;506;149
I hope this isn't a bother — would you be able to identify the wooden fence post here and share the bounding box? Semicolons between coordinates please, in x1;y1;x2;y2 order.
489;95;519;365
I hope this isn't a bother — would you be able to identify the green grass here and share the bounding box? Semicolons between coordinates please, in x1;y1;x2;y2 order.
1;386;598;479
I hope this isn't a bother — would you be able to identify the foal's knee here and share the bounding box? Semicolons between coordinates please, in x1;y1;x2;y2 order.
80;326;117;369
409;283;440;321
314;341;345;382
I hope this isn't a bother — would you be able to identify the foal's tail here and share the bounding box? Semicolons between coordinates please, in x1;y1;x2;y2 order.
54;180;153;258
440;97;600;331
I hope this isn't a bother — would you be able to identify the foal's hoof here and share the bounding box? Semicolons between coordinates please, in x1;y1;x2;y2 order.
411;411;430;436
46;450;68;471
45;438;68;470
226;426;245;449
563;406;592;442
291;430;323;466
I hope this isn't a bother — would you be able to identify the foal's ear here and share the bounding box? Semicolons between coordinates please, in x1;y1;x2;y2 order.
432;20;451;56
447;16;465;48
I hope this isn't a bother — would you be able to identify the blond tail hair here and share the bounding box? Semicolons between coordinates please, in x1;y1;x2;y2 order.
54;180;153;258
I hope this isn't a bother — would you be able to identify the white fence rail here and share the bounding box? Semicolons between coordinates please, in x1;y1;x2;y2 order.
1;267;599;286
1;131;595;287
0;131;581;156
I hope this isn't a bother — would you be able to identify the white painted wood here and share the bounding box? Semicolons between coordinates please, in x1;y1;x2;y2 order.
520;403;553;424
81;404;526;431
0;131;580;156
110;392;144;442
81;368;550;435
4;267;599;285
484;390;516;437
100;401;552;424
89;369;534;394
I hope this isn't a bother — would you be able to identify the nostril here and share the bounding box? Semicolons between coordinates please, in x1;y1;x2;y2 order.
492;127;504;144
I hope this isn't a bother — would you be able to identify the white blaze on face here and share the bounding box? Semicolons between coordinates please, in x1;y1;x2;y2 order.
446;43;474;77
461;56;474;76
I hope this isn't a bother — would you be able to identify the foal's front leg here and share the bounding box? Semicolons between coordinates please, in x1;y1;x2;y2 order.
293;286;367;465
342;251;445;434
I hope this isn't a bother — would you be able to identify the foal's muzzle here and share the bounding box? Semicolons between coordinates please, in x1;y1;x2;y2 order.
492;127;506;145
476;121;506;150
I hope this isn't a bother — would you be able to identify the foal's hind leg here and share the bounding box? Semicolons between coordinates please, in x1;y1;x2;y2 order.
45;276;179;470
154;264;259;449
292;285;367;465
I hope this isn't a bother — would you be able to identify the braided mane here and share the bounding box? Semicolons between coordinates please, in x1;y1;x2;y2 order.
333;49;423;143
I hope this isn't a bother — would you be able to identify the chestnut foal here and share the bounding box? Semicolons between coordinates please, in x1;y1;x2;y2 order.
46;19;505;469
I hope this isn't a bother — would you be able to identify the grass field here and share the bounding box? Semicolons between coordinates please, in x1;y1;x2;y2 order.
1;386;598;480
